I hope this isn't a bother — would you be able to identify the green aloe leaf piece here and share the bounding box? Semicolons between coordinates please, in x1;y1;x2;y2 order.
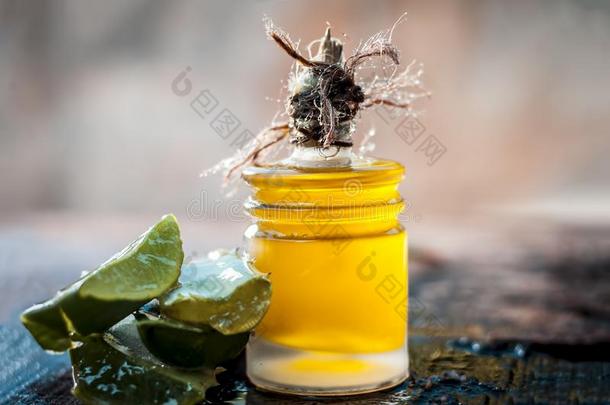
21;214;184;352
159;250;271;335
134;302;249;368
71;316;215;405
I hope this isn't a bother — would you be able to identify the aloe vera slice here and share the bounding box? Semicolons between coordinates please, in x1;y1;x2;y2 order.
21;214;184;352
159;250;271;335
134;302;249;368
71;316;215;405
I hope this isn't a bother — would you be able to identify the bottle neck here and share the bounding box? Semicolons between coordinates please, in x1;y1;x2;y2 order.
242;159;406;237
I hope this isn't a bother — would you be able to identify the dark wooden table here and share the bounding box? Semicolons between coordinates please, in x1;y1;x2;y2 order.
2;213;610;404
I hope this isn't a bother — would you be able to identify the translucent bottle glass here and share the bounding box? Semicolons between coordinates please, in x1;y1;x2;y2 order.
243;157;408;395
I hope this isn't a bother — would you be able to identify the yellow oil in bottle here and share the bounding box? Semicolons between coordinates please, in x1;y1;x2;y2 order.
243;157;408;395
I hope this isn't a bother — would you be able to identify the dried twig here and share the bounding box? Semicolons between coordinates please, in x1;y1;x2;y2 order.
225;123;290;180
265;18;319;68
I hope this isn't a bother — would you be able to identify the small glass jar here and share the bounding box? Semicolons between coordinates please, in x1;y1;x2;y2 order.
243;156;408;395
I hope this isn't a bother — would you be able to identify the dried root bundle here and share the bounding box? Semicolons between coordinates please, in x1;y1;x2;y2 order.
212;14;428;181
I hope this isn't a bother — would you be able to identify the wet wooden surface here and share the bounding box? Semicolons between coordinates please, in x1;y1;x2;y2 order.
1;215;610;404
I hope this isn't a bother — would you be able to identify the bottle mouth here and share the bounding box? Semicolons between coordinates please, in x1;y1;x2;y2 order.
286;145;353;168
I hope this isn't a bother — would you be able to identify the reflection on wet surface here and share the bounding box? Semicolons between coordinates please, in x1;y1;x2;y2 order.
6;332;610;404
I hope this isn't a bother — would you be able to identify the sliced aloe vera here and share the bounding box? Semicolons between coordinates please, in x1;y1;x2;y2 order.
134;302;249;368
71;316;215;405
21;214;184;352
159;250;271;335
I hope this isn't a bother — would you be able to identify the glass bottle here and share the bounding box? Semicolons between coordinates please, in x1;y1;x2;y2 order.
243;148;408;395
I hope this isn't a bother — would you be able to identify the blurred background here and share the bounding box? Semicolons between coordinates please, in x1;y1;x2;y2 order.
0;0;609;339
